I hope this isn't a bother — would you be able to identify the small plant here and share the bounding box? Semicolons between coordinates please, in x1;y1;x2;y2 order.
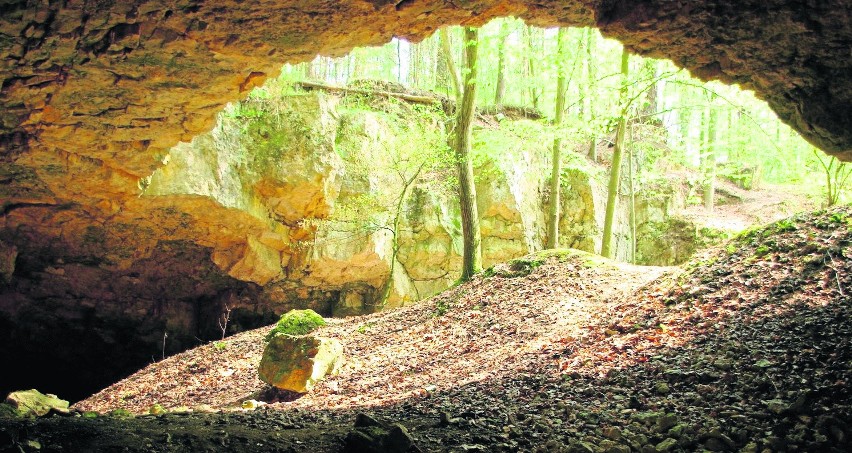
108;408;134;419
213;341;228;351
829;211;849;224
265;309;326;342
356;322;375;334
218;304;232;341
161;331;168;361
434;299;450;317
755;244;772;257
774;218;797;233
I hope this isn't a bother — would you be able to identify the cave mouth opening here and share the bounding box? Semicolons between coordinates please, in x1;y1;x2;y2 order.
1;0;850;403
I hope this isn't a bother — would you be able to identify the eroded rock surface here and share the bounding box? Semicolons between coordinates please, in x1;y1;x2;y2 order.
258;334;344;393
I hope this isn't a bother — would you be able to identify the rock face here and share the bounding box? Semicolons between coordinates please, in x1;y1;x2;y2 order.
258;334;344;393
0;89;704;401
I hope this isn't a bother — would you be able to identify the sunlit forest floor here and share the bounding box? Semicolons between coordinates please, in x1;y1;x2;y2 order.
682;179;818;233
3;206;850;452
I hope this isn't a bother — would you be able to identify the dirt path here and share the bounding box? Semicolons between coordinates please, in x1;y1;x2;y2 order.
684;180;818;233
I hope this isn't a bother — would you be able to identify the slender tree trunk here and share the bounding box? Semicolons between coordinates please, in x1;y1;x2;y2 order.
456;27;482;281
431;34;440;90
546;28;568;249
380;162;427;305
350;50;362;81
411;41;419;88
525;25;540;110
600;47;630;259
703;94;718;212
440;27;462;102
396;39;404;84
494;20;509;107
307;56;319;80
628;125;637;264
585;28;597;162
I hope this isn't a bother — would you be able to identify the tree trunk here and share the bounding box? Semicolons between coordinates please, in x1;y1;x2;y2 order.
525;25;540;110
396;39;404;84
641;59;660;119
585;28;597;162
628;125;637;264
380;162;427;305
600;47;630;259
494;20;509;107
456;27;482;281
440;27;462;103
410;40;420;88
350;50;362;81
307;56;319;80
546;28;568;249
703;94;718;212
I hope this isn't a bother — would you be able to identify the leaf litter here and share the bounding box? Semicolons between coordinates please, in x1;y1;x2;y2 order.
4;207;851;452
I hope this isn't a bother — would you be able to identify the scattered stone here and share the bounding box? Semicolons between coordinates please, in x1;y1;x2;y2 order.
148;404;165;415
5;389;69;417
343;413;421;453
713;358;734;371
668;424;686;438
655;413;678;433
241;400;266;410
439;411;460;426
602;426;622;441
655;438;678;452
739;441;758;453
569;441;595;453
604;444;630;453
763;399;787;415
704;437;726;451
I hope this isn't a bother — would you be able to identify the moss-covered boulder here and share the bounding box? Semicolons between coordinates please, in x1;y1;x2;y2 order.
264;309;326;342
5;389;69;417
258;335;343;393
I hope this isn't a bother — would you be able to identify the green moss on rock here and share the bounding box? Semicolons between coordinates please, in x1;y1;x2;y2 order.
265;309;326;342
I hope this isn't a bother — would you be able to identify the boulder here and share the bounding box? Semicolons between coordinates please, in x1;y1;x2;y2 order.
258;334;343;393
5;389;69;417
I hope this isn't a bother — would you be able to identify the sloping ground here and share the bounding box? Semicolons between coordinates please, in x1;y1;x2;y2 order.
74;248;669;414
2;207;851;452
683;180;819;233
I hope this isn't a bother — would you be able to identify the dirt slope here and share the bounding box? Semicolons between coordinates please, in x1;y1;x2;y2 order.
2;206;851;452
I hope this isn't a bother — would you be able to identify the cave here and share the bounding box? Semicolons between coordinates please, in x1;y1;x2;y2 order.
1;0;850;402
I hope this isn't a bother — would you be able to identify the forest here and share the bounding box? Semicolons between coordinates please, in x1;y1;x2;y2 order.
1;14;851;453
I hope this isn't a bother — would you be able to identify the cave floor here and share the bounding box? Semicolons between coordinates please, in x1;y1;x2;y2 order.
3;207;852;452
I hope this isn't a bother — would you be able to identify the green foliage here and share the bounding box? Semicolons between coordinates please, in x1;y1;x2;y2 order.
265;309;326;342
0;403;17;418
774;218;798;233
356;322;375;334
213;341;228;351
754;244;772;257
434;299;450;317
108;408;134;419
